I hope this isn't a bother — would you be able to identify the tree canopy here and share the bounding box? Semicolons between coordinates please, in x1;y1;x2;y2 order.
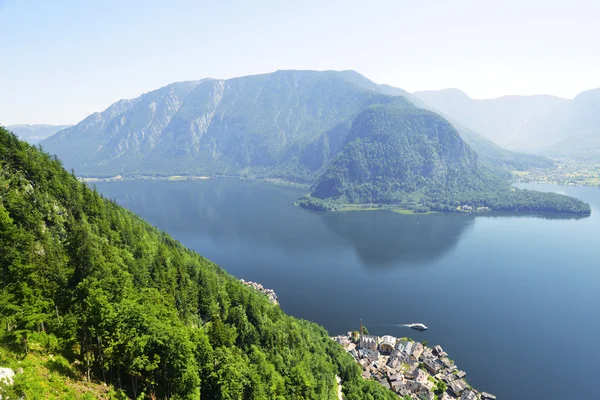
0;126;397;399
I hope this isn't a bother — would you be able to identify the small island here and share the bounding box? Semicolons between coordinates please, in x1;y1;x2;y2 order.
332;328;496;400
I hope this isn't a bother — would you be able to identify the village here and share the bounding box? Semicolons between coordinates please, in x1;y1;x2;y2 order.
513;158;600;187
240;279;279;305
331;326;496;400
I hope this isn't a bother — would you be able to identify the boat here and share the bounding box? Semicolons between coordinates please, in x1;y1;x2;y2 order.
408;323;428;331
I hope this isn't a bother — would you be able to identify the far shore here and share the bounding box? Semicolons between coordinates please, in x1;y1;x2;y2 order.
335;204;439;215
78;174;310;189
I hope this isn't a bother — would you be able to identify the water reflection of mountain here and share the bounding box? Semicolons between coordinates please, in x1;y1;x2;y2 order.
96;180;338;253
96;180;597;270
320;211;476;267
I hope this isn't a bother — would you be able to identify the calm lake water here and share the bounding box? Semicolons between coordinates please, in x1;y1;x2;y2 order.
96;180;600;400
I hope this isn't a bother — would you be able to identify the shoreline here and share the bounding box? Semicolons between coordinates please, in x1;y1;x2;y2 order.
240;279;279;306
79;174;311;189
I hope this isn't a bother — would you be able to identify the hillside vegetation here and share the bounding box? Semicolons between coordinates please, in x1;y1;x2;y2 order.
0;126;396;399
299;104;591;215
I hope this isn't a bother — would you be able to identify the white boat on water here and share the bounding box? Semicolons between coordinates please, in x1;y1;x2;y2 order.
408;323;428;331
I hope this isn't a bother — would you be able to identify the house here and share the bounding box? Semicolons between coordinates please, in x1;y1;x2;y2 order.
449;379;469;396
456;370;467;379
396;339;408;353
409;381;422;391
386;355;400;369
417;387;435;400
433;345;445;356
358;348;379;363
388;372;404;382
440;357;454;368
423;357;443;374
460;389;477;400
414;368;428;384
404;357;418;369
481;392;497;400
378;377;391;390
360;334;378;350
363;348;380;363
443;372;458;384
405;364;420;379
403;341;414;357
392;381;410;396
379;335;396;353
410;342;424;360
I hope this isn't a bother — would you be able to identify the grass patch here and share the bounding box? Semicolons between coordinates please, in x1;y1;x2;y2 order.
0;341;114;399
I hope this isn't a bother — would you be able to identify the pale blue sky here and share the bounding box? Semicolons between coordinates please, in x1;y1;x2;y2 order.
1;0;598;125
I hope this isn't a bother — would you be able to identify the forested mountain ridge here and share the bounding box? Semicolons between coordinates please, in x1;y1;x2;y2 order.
41;70;550;180
0;126;397;399
299;104;591;214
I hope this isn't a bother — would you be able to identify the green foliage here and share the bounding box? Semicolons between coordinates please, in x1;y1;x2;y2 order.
0;126;396;399
434;380;447;396
306;104;591;215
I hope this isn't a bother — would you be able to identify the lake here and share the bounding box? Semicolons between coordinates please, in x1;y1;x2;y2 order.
96;180;600;400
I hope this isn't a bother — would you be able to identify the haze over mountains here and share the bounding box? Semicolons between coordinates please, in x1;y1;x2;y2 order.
413;88;600;158
7;124;72;144
40;70;551;180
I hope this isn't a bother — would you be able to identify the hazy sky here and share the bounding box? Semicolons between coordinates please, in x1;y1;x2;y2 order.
1;0;599;125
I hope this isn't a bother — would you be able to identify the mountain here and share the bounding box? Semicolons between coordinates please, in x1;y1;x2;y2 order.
298;102;590;215
41;70;549;179
0;126;398;399
6;124;71;144
412;89;569;151
543;88;600;158
413;88;600;159
336;73;553;170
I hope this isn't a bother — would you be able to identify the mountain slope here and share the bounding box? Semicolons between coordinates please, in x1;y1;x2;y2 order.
413;89;569;151
42;71;399;182
544;88;600;158
311;104;485;202
299;103;590;214
42;70;549;180
0;126;397;399
6;124;72;144
341;80;554;170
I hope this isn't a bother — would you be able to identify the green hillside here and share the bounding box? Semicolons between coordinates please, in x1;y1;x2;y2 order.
0;126;396;399
299;104;591;215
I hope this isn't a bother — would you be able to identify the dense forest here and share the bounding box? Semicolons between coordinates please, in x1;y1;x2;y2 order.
0;126;398;399
301;104;591;215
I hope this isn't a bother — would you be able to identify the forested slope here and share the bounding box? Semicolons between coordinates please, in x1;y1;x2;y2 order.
0;126;395;399
299;105;591;215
